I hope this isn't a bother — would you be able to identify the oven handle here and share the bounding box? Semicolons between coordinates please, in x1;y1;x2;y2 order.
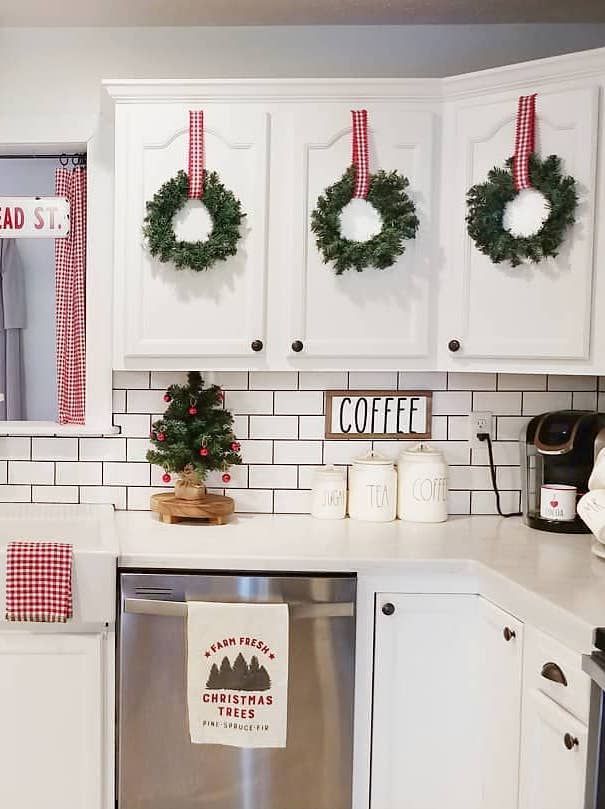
123;597;354;620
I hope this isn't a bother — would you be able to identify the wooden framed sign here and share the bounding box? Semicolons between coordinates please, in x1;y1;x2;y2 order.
0;197;70;238
325;390;432;440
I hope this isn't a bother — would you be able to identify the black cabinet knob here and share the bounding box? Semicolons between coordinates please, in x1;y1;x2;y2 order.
564;733;579;751
382;602;395;616
251;340;263;352
503;626;516;642
291;340;304;353
448;339;461;353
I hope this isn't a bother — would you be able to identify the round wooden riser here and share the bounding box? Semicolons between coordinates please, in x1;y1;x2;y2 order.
151;492;235;525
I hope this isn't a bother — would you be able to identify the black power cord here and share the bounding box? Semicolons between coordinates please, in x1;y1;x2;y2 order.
477;432;522;518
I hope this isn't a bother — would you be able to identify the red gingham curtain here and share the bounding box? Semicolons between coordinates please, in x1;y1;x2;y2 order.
55;167;86;425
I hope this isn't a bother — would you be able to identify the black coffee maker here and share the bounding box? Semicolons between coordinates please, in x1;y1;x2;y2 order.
520;410;605;533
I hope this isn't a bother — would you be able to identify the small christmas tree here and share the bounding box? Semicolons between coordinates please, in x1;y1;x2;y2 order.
146;371;242;488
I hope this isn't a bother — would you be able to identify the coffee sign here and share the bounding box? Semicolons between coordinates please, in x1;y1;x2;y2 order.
325;390;432;440
0;197;70;238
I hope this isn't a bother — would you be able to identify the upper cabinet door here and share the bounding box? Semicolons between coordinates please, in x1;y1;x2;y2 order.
441;85;598;364
281;103;436;365
114;102;269;368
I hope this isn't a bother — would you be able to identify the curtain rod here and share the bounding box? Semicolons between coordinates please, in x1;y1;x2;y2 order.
0;153;86;162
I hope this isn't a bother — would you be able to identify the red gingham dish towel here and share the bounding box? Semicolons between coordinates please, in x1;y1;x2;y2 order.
5;542;73;623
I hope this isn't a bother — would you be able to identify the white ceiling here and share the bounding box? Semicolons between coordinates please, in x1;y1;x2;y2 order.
1;0;605;26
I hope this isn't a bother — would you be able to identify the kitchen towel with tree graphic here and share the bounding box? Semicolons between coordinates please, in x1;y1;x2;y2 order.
187;601;289;748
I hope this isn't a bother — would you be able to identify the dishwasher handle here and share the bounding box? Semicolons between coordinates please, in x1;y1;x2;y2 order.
123;597;354;620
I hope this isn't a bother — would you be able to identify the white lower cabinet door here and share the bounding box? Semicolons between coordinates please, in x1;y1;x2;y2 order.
478;599;523;809
371;594;482;809
518;689;588;809
0;632;104;809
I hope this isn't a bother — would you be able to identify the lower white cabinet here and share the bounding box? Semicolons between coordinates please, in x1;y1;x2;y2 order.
518;690;588;809
371;594;523;809
0;632;106;809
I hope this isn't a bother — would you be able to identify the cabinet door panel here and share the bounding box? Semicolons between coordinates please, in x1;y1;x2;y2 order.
115;103;269;363
0;633;104;809
443;85;597;361
519;690;588;809
371;594;481;809
286;105;436;361
479;599;523;809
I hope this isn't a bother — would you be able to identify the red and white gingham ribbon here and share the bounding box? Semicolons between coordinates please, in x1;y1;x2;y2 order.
513;94;537;191
188;110;205;198
351;109;370;199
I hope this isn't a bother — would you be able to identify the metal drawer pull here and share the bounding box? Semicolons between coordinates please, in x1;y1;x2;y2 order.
564;733;579;751
541;661;568;686
124;597;354;620
503;626;516;642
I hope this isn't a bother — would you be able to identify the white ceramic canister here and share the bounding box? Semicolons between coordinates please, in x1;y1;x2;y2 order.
310;465;347;519
397;443;448;523
348;451;397;522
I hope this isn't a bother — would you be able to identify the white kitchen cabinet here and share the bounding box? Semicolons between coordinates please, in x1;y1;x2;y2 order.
0;632;106;809
277;103;436;366
371;594;482;809
440;83;598;369
112;96;270;368
371;594;524;809
478;599;523;809
518;690;588;809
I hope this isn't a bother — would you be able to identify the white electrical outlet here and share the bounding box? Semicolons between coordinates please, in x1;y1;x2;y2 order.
469;411;494;447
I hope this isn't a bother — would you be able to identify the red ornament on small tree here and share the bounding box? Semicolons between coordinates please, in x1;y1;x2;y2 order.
222;473;231;484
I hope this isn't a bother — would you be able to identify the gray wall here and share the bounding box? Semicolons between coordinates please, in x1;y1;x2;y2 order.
0;158;57;421
0;25;604;131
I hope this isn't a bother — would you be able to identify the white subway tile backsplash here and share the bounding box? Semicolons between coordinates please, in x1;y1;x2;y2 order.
274;441;322;465
249;416;298;440
522;391;572;416
249;465;298;489
32;438;78;461
274;391;324;416
9;461;54;485
239;440;273;464
127;389;169;414
497;373;546;391
104;462;150;487
113;413;151;438
80;437;126;462
0;437;31;461
432;391;472;416
274;490;311;514
299;372;348;390
224;390;273;415
472;391;522;415
398;371;447;390
80;486;127;510
32;485;79;504
0;485;32;502
3;370;598;516
448;372;497;391
298;416;325;440
250;371;297;390
56;462;102;486
548;374;597;391
113;370;149;389
349;371;398;389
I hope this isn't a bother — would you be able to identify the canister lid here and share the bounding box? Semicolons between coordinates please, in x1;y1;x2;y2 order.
313;465;346;480
352;450;394;467
398;443;445;463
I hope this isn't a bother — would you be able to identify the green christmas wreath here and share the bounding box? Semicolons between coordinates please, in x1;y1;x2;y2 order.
466;154;577;267
143;169;245;272
311;166;419;275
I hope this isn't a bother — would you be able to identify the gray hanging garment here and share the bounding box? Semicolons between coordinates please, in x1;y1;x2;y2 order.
0;239;26;420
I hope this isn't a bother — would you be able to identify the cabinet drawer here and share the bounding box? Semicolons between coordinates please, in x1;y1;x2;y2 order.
524;626;590;724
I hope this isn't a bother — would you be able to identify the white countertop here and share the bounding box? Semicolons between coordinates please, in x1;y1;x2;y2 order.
117;512;605;652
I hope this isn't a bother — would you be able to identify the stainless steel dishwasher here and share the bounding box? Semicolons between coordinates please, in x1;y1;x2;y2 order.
118;571;356;809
